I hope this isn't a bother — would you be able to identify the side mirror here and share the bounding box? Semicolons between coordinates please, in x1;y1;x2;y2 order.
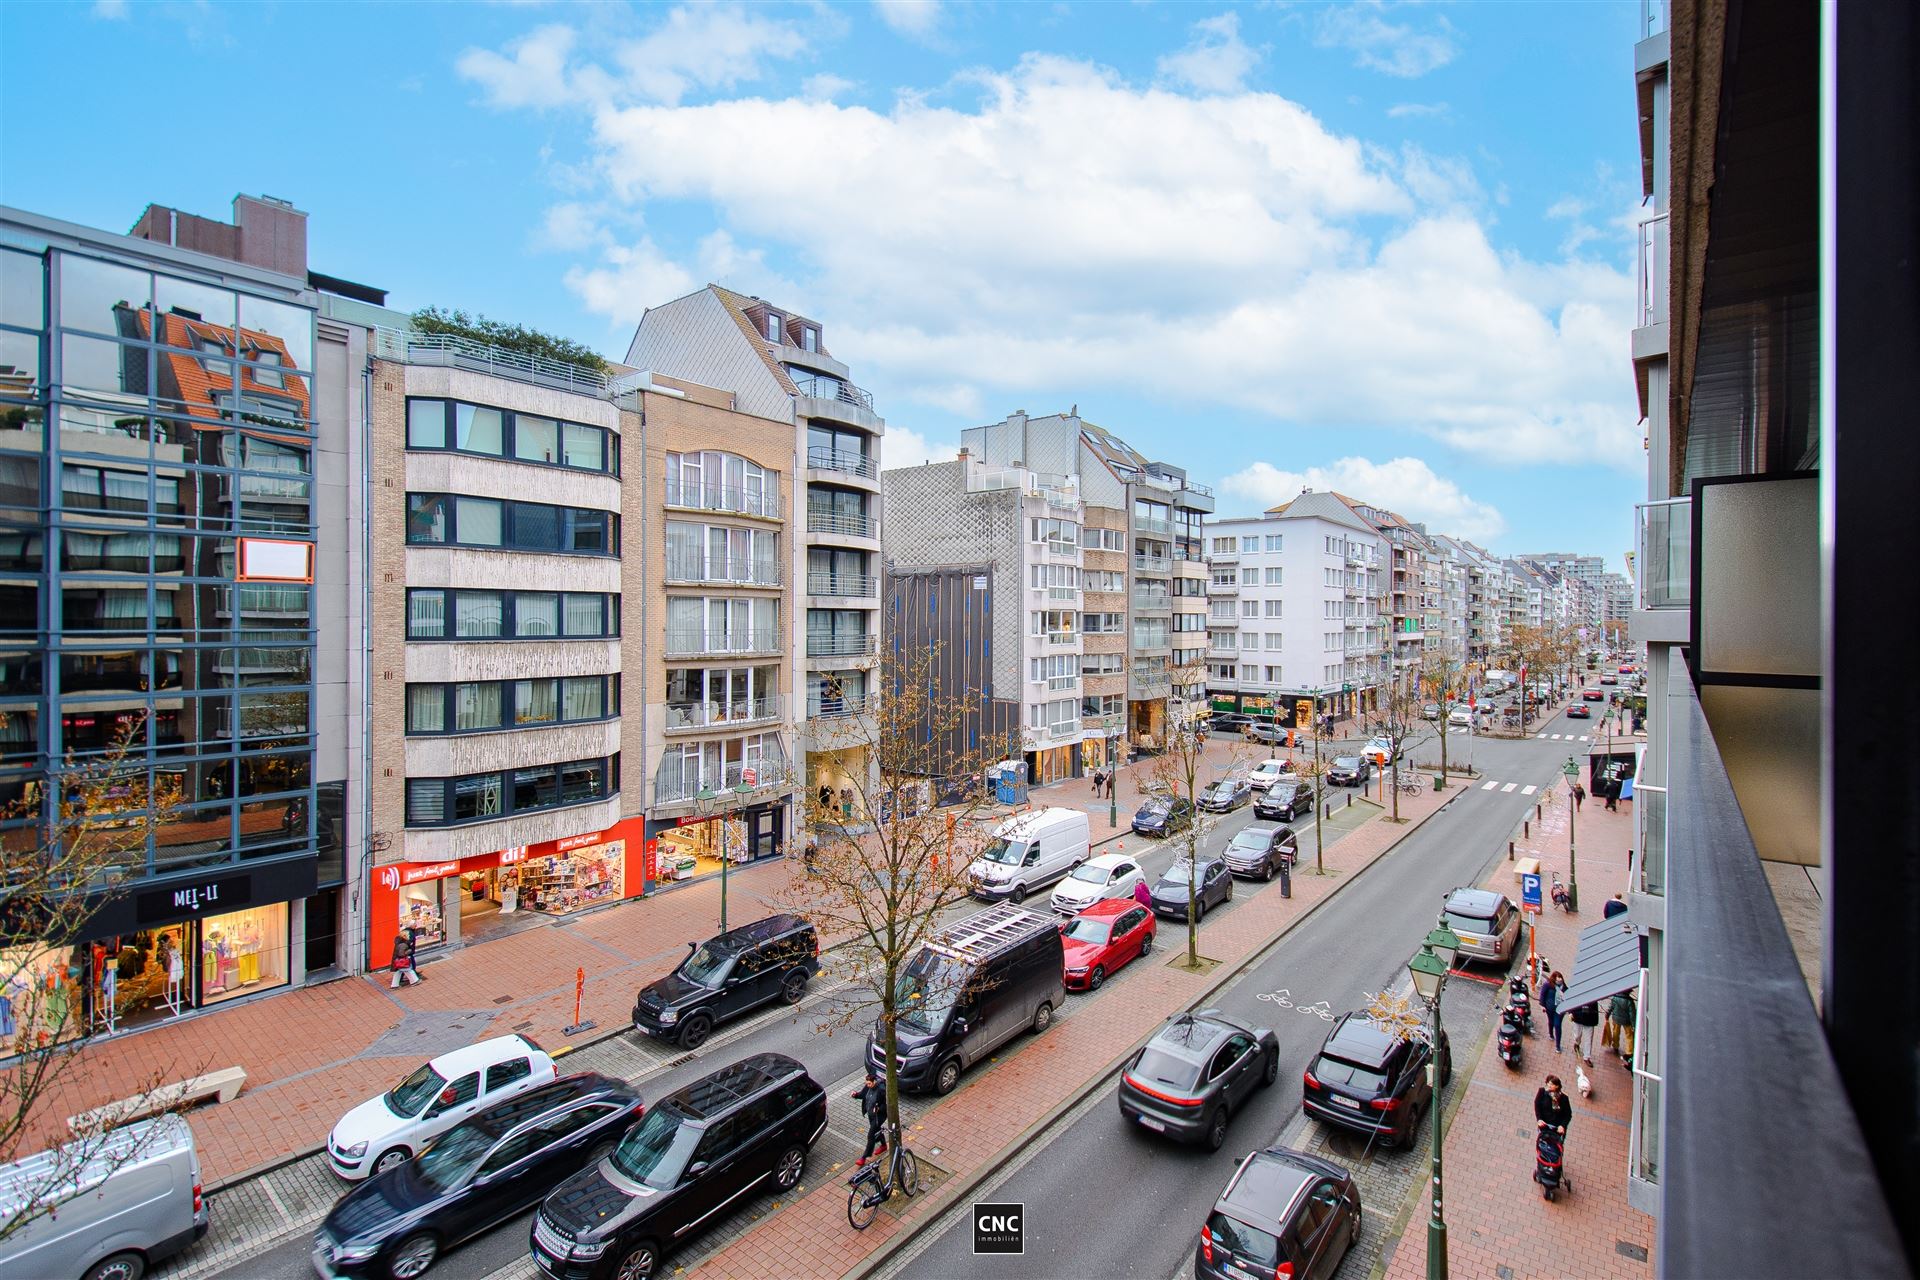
684;1161;710;1181
953;1017;970;1036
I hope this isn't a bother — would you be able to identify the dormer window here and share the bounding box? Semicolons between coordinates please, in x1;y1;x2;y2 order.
800;325;819;352
764;312;783;342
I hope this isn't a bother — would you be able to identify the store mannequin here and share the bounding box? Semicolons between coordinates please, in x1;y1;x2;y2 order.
157;934;183;1015
97;953;118;1035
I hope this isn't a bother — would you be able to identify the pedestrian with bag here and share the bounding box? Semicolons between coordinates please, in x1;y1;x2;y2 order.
1569;1000;1600;1065
1534;1073;1573;1134
388;932;419;989
1132;878;1153;910
1609;989;1637;1064
405;926;425;982
850;1071;887;1169
1541;969;1567;1051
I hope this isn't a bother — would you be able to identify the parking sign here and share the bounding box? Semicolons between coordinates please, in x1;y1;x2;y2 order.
1521;871;1543;914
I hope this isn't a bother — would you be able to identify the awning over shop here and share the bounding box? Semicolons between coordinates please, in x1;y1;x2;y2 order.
1559;910;1643;1011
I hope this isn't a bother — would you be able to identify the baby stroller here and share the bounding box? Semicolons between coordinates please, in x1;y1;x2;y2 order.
1534;1123;1573;1201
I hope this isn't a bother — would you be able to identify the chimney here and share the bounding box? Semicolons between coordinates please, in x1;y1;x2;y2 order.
232;194;308;276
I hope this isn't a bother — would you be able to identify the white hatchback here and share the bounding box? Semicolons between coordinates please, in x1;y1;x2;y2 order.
325;1033;556;1180
1248;758;1295;789
1049;853;1147;916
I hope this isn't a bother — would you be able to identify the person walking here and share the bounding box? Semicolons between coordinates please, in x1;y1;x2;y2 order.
1610;989;1638;1065
1534;1074;1573;1134
1092;767;1101;796
404;925;425;982
1541;970;1567;1051
1132;878;1153;910
850;1071;888;1169
1569;1000;1600;1065
388;932;419;989
1603;777;1619;812
1571;782;1585;812
1603;893;1628;919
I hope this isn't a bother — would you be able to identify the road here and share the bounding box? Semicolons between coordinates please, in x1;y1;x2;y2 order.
880;707;1587;1280
210;749;1395;1280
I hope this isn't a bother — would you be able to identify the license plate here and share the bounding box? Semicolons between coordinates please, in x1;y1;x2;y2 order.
1138;1115;1167;1132
1331;1095;1362;1110
1227;1264;1262;1280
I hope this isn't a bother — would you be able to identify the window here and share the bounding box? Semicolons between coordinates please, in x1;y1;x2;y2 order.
1211;537;1235;554
407;398;616;474
1029;518;1079;550
433;1073;481;1113
800;325;818;352
406;494;619;555
1082;612;1124;633
405;754;617;827
485;1057;533;1093
1241;536;1260;552
406;676;617;735
764;313;783;342
1266;665;1284;682
1266;535;1283;551
1266;568;1284;585
1265;599;1283;617
1266;633;1283;650
1241;601;1258;618
408;400;446;448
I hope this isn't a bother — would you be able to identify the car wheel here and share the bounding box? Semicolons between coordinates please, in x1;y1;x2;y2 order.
934;1057;962;1095
1196;900;1206;922
1088;965;1106;990
773;1143;807;1190
613;1239;661;1280
1139;931;1153;955
372;1146;410;1176
1223;881;1234;902
1031;1000;1054;1033
1262;1049;1279;1087
1205;1106;1229;1151
677;1013;713;1050
82;1253;145;1280
1009;883;1028;904
781;971;808;1005
388;1232;439;1280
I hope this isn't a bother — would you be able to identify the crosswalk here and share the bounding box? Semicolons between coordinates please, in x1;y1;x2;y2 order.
1475;780;1540;795
1535;733;1591;741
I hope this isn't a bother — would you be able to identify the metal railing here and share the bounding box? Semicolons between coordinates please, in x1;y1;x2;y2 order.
1636;497;1691;610
789;372;875;413
807;693;872;720
807;446;876;479
373;328;611;396
653;756;791;805
805;633;877;658
1043;631;1079;646
1046;674;1080;693
1134;515;1173;537
807;571;878;598
665;628;780;656
666;554;782;587
1133;554;1171;574
1638;213;1670;330
666;481;783;520
1642;0;1666;37
664;696;783;731
806;510;875;539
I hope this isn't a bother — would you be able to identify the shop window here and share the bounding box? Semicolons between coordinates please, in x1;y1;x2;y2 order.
197;904;289;1005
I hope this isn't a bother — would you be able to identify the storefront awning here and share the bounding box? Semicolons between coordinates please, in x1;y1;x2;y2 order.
1559;910;1642;1011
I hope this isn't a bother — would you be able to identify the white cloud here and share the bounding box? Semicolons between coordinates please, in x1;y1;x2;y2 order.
91;0;128;19
535;202;609;252
1387;101;1448;120
802;73;858;101
562;238;698;328
881;425;960;468
1157;12;1262;94
1316;4;1457;79
874;0;941;39
1221;456;1506;542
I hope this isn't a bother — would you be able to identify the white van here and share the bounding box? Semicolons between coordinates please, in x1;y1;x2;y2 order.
0;1113;209;1280
967;807;1091;905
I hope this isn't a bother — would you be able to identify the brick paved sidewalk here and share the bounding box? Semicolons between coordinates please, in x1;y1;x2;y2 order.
1379;788;1656;1280
681;782;1456;1280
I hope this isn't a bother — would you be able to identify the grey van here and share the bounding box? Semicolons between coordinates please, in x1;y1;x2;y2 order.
867;903;1065;1096
0;1113;209;1280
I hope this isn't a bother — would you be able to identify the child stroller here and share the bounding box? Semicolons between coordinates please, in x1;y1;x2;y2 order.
1534;1123;1573;1201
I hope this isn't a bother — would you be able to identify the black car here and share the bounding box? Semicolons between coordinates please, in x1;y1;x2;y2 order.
1119;1009;1278;1150
1325;756;1371;787
532;1054;827;1280
1198;778;1253;813
1222;824;1297;881
1208;713;1253;733
1255;779;1315;822
1301;1013;1450;1149
1132;795;1196;837
1149;856;1233;921
1196;1148;1362;1280
631;914;819;1049
315;1074;644;1279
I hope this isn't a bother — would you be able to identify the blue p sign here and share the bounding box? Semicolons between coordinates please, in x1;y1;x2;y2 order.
1521;872;1543;912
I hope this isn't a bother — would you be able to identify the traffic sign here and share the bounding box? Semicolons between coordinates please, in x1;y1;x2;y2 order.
742;767;758;787
1521;871;1543;914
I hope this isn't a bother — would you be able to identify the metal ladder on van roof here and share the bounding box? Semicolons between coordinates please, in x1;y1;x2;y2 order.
932;902;1053;964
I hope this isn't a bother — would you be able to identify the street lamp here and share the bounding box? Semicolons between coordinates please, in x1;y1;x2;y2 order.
1562;756;1581;912
1408;919;1461;1280
1106;712;1120;829
697;778;755;933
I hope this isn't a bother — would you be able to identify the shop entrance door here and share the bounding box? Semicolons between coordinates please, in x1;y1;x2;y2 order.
304;888;339;975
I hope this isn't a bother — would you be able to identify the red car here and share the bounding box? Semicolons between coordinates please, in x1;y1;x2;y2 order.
1583;689;1605;701
1061;898;1156;991
1567;703;1591;719
1618;665;1635;674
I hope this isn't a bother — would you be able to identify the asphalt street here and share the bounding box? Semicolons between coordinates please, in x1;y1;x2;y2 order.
213;744;1389;1280
882;709;1585;1280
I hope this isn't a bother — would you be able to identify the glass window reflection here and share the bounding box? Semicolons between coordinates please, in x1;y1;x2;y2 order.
58;255;151;337
0;249;45;329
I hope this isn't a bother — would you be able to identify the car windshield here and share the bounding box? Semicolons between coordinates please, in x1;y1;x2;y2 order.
1334;756;1360;769
1444;910;1497;935
1205;783;1231;797
610;1102;701;1190
1139;801;1168;817
1159;860;1203;887
1314;1054;1389;1092
1063;918;1111;944
1207;1212;1281;1268
1227;831;1268;852
1133;1047;1202;1090
385;1063;447;1118
1067;863;1109;885
978;836;1028;865
679;943;735;987
895;951;967;1035
412;1124;494;1192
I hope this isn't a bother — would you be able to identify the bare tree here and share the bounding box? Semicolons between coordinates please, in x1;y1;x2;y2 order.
2;718;186;1244
1371;672;1429;822
1417;654;1466;789
774;644;1009;1128
1143;662;1241;967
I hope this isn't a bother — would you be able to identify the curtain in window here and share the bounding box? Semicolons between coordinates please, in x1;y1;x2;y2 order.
562;677;603;721
102;588;148;620
516;593;559;637
455;593;502;638
409;591;446;638
408;685;445;733
61;467;98;506
457;498;503;546
103;469;146;509
515;679;558;725
666;597;701;648
563;593;602;636
454;682;502;731
407;781;445;825
666;522;700;578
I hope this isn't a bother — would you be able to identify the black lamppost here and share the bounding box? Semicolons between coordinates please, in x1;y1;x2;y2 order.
1408;921;1461;1280
1562;756;1581;912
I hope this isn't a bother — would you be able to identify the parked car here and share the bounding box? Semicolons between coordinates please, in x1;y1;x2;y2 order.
967;807;1092;903
1567;703;1591;719
1208;712;1253;733
1441;887;1522;964
1132;795;1196;837
1049;852;1147;917
1363;736;1394;765
1583;689;1606;701
1302;1012;1451;1149
531;1055;826;1280
1196;1148;1362;1280
1421;702;1441;720
1222;823;1297;881
0;1114;209;1280
1060;899;1156;991
1247;758;1296;789
1619;664;1636;674
868;903;1064;1094
329;1035;557;1181
1149;856;1233;921
1599;675;1618;686
1326;756;1371;787
631;914;820;1049
1255;778;1315;823
1243;720;1288;745
1118;1009;1279;1149
1447;705;1474;728
315;1074;644;1279
1198;777;1254;813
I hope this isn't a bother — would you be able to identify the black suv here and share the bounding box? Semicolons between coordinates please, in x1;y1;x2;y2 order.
1301;1013;1450;1149
1222;824;1297;881
1255;779;1314;823
531;1054;827;1280
1196;1148;1361;1280
1132;795;1196;837
632;914;819;1049
1149;856;1233;921
1118;1009;1280;1149
1325;756;1371;787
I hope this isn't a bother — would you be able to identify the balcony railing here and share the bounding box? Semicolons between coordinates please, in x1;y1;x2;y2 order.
1207;581;1237;596
1636;497;1691;610
1134;515;1173;537
1045;674;1079;693
1039;538;1080;560
1641;0;1666;37
653;755;791;805
666;481;782;520
1133;554;1171;574
806;446;876;479
373;327;609;397
665;695;783;732
1025;720;1081;745
807;571;878;598
665;628;780;657
1208;548;1238;563
1044;631;1079;646
788;372;875;413
666;554;782;587
1132;591;1172;612
1044;586;1081;603
805;633;877;658
807;692;872;719
1638;213;1670;330
806;510;875;539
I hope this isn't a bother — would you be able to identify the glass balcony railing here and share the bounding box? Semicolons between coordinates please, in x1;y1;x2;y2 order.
1636;497;1691;610
664;696;783;732
666;554;781;587
1642;0;1667;37
1638;213;1670;330
665;628;779;657
666;481;782;520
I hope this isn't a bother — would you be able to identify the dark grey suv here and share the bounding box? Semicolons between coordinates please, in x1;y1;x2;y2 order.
1196;1148;1361;1280
1222;824;1297;881
1255;779;1314;822
1149;856;1233;921
1118;1009;1279;1149
631;914;819;1049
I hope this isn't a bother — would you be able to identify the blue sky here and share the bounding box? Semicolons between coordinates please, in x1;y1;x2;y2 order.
1;0;1648;564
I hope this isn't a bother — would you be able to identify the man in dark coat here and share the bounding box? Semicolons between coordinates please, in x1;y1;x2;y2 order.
851;1071;888;1168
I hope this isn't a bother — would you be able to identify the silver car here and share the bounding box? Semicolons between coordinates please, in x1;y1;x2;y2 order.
1442;888;1522;963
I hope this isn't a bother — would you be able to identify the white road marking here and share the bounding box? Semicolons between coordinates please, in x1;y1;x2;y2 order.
1501;782;1517;793
1522;785;1537;796
1579;735;1591;741
1536;733;1547;739
1481;780;1499;791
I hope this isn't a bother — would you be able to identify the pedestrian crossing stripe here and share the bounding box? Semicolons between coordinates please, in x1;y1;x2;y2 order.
1501;782;1517;793
1481;780;1498;790
1522;785;1537;796
1579;735;1590;741
1536;733;1547;739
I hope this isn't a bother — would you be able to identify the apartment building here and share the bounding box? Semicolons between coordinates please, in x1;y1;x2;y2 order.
881;458;1065;779
1341;497;1432;693
629;287;882;829
0;195;367;1033
960;411;1213;753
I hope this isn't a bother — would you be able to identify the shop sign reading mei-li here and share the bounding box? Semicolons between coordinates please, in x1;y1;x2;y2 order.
235;537;315;583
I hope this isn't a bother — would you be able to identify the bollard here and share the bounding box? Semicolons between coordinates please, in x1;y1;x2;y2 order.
1509;840;1515;861
1524;819;1530;839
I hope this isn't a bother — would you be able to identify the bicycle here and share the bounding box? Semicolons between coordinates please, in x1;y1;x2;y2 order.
1396;778;1425;796
846;1122;920;1230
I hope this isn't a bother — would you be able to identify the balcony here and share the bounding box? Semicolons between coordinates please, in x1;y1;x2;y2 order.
665;628;781;658
1134;514;1173;537
666;481;782;521
805;633;877;659
1635;214;1669;360
1044;631;1080;647
807;692;872;720
1636;497;1690;610
1043;674;1080;693
1208;547;1238;564
806;446;877;481
806;509;877;541
807;570;878;599
1132;590;1172;614
1132;554;1171;575
789;371;874;413
665;695;783;733
1207;581;1237;596
1035;586;1082;605
791;373;882;433
652;754;792;806
1025;720;1082;746
1039;538;1081;561
666;554;782;588
373;327;610;397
